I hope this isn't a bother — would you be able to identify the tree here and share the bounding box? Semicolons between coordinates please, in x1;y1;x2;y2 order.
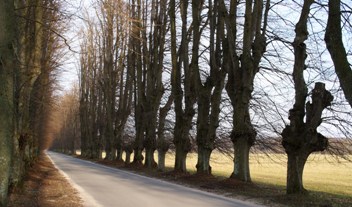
79;23;100;159
130;0;145;165
78;0;130;160
223;0;270;181
0;0;62;204
100;0;119;161
169;0;198;172
142;0;169;169
0;1;15;205
195;0;227;175
51;89;80;154
325;0;352;108
281;0;333;194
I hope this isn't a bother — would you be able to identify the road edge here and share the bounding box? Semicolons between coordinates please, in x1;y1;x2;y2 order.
46;151;103;207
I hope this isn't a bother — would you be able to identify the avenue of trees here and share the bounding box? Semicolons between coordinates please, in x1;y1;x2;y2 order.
0;0;65;205
50;0;352;196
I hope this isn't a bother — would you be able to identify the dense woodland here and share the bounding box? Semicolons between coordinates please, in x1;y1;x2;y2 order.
1;0;352;206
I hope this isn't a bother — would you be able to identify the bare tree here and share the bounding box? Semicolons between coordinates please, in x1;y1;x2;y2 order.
133;0;170;168
281;0;333;194
79;23;100;158
222;0;270;182
195;0;227;175
169;0;198;172
51;89;80;154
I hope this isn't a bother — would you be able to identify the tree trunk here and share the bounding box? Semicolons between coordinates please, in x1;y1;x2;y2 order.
286;152;308;194
105;143;116;161
0;1;15;205
125;151;132;165
196;147;212;174
157;150;167;171
174;144;188;172
195;91;213;174
145;148;157;169
92;137;102;159
173;116;193;172
132;149;143;165
116;147;123;162
124;144;133;165
144;110;157;168
231;137;251;181
157;95;173;172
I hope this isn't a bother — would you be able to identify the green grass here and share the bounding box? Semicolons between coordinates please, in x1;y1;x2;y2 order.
162;152;352;197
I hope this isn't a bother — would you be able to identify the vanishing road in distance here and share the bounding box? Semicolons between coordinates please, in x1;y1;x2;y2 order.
47;151;266;207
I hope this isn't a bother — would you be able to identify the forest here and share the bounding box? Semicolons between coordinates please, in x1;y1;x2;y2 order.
1;0;352;206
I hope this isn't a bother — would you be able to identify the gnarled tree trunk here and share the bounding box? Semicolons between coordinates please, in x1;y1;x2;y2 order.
282;0;333;194
282;83;332;194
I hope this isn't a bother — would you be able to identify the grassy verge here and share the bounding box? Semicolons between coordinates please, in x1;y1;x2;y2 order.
81;150;352;207
199;152;352;197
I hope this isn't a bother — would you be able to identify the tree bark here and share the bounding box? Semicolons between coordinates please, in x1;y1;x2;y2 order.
0;1;15;205
196;147;212;174
125;151;132;165
286;152;308;194
157;150;167;171
174;143;188;172
231;137;252;181
157;95;173;171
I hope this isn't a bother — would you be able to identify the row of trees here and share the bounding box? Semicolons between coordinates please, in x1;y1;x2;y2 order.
53;0;352;195
0;0;65;205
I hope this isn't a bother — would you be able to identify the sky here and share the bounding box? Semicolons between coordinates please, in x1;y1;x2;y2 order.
56;0;352;138
57;0;95;93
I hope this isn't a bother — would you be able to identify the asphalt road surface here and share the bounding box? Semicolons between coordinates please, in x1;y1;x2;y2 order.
47;151;266;207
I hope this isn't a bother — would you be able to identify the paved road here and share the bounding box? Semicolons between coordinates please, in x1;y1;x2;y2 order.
47;151;266;207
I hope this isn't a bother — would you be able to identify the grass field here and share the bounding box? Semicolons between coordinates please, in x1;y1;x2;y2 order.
87;150;352;198
161;152;352;197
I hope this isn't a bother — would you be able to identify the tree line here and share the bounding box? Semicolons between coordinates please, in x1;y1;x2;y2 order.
0;0;66;206
51;0;352;196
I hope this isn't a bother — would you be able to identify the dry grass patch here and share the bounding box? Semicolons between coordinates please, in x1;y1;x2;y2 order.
76;150;352;206
162;152;352;197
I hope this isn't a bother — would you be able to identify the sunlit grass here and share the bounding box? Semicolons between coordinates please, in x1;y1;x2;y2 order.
163;152;352;197
76;149;352;197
